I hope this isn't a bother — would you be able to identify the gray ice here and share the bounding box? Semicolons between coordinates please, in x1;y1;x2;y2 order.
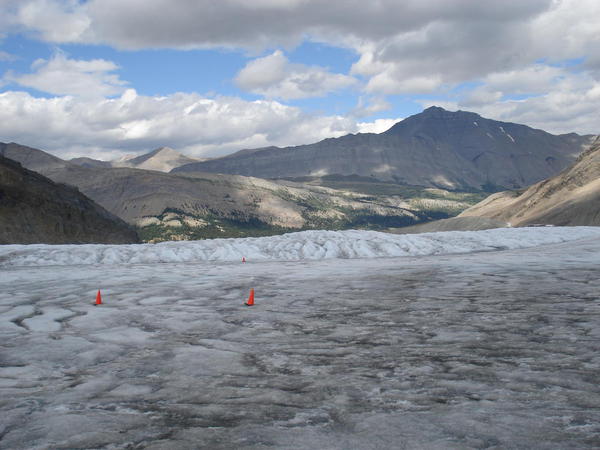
1;237;600;449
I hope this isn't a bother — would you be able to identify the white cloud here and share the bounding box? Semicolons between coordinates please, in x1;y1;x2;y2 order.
351;96;391;118
365;72;443;95
235;50;356;100
16;0;91;42
531;0;600;69
356;118;402;134
459;64;568;108
476;82;600;135
0;89;386;160
483;65;565;94
5;52;127;97
421;68;600;135
4;1;599;93
1;0;599;147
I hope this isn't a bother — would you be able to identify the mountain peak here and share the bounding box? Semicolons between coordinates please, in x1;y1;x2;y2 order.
423;105;447;114
385;106;484;135
420;105;481;118
174;107;588;190
151;146;178;155
113;147;200;172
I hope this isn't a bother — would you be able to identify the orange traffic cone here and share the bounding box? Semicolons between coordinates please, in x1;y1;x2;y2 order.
95;290;102;306
245;288;254;306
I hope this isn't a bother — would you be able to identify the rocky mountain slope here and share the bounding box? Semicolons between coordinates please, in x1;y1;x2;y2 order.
112;147;203;172
2;142;478;242
69;147;203;172
69;157;112;168
389;216;509;234
0;155;139;244
174;106;592;190
460;136;600;226
38;165;472;242
1;142;71;172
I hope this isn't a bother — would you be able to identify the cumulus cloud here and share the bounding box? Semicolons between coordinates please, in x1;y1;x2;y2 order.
356;118;401;134
421;67;600;135
351;96;391;118
235;50;356;100
15;0;91;42
483;65;565;95
4;1;599;88
0;89;384;160
5;51;127;97
366;72;443;95
6;1;596;90
1;0;598;147
478;82;600;135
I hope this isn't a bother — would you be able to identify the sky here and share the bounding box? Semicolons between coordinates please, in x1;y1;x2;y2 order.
0;0;599;160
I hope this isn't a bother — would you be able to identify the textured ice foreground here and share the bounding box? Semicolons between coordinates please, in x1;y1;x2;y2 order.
2;226;600;266
1;229;600;449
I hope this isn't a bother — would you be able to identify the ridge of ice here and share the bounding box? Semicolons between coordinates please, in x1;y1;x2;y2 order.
1;228;599;268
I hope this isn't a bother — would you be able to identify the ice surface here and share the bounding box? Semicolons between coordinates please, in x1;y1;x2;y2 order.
1;227;600;267
1;229;600;448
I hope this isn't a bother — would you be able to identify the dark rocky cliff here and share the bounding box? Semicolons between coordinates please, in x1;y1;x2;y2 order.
0;155;139;244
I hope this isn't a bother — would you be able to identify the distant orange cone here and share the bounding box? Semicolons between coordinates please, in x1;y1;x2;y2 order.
95;290;102;306
242;257;246;263
245;288;254;306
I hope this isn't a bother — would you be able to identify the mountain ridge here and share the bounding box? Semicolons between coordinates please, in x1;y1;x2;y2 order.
460;136;600;226
68;146;205;173
112;146;203;172
2;142;480;242
0;154;139;244
173;107;593;190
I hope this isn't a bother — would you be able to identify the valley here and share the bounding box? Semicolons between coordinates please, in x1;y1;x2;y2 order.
2;4;599;449
3;106;595;243
0;142;483;243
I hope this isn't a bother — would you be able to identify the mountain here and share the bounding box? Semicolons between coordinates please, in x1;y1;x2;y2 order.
35;165;468;242
69;147;204;172
388;216;509;234
3;143;480;242
69;157;112;168
0;155;139;244
460;136;600;226
0;142;71;172
173;107;593;190
111;146;202;172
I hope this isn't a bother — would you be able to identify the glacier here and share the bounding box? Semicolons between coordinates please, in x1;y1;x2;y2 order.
2;226;600;267
1;227;600;448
